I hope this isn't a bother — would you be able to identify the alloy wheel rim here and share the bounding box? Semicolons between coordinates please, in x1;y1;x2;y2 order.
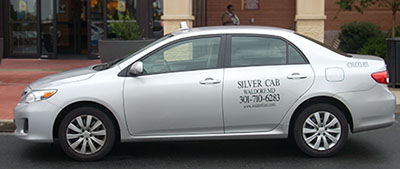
66;115;107;155
302;111;341;151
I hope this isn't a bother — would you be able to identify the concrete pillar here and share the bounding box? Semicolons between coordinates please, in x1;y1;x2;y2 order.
162;0;195;35
295;0;326;42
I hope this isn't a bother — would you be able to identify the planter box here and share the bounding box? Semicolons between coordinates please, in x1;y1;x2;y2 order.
99;39;155;63
0;38;3;64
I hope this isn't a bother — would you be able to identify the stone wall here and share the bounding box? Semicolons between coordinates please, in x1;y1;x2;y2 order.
162;0;194;35
296;20;325;42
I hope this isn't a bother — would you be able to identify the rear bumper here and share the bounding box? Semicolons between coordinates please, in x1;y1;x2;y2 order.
335;84;395;133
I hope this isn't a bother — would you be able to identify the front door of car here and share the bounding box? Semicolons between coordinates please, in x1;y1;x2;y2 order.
223;35;315;133
124;36;225;136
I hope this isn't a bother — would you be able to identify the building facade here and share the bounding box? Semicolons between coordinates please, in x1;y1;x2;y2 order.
0;0;163;59
1;0;399;59
205;0;399;45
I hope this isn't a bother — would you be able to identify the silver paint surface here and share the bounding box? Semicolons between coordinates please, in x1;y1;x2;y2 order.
14;26;395;143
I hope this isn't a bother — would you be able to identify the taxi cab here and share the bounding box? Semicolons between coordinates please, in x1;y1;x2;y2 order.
14;23;395;160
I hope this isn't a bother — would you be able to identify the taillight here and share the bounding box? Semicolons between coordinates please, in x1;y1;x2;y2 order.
371;70;388;84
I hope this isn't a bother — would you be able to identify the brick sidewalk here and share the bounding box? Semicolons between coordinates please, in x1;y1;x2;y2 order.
0;59;100;120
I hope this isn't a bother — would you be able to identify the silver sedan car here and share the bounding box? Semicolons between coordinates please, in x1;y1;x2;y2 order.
14;25;395;161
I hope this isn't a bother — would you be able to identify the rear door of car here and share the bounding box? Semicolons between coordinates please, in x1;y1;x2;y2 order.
222;34;315;133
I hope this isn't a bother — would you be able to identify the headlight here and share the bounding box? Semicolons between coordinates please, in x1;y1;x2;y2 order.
22;90;57;103
21;86;32;97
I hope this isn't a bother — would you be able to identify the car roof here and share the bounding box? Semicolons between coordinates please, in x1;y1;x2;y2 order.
172;25;295;37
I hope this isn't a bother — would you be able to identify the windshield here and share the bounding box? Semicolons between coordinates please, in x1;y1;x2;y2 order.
295;33;351;57
93;34;173;71
115;34;174;66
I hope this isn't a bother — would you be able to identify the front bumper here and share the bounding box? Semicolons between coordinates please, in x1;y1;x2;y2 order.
336;84;396;133
14;100;60;143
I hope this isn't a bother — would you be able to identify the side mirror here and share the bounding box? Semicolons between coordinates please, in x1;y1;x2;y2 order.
129;61;143;75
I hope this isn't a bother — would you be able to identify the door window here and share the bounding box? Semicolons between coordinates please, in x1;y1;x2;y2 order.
230;36;306;67
288;44;306;64
142;37;221;74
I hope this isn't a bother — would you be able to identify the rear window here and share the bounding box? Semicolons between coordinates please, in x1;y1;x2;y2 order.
295;33;352;57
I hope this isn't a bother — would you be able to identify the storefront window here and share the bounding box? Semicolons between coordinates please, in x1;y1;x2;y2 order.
9;0;38;55
41;0;53;21
152;0;163;38
107;0;136;19
90;0;105;54
56;0;88;55
106;0;137;39
9;0;37;21
9;23;38;54
41;0;54;54
6;0;162;57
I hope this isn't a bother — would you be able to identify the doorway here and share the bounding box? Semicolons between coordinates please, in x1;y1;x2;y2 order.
56;0;88;55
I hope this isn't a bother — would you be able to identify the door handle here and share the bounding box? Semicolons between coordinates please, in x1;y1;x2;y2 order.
287;73;307;79
200;78;221;85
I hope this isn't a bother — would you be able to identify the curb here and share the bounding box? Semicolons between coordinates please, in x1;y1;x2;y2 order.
0;120;15;132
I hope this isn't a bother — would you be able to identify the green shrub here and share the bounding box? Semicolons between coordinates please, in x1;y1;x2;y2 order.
358;36;387;59
386;24;400;37
108;12;141;40
339;22;382;53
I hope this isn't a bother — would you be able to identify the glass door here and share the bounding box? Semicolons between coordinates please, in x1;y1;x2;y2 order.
40;0;56;58
8;0;39;57
56;0;88;56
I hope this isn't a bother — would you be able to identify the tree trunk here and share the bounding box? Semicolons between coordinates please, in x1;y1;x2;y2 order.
392;10;396;38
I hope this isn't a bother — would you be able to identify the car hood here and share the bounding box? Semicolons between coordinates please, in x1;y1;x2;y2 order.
29;66;97;89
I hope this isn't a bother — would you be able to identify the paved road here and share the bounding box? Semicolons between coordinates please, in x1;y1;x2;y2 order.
0;116;399;169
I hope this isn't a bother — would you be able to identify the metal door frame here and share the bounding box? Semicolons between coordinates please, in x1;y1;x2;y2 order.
38;0;57;59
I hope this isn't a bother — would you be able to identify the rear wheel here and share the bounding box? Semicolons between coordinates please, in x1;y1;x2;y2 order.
58;107;116;161
293;103;348;157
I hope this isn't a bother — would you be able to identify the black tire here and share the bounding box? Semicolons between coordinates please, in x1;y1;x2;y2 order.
293;103;348;157
58;107;116;161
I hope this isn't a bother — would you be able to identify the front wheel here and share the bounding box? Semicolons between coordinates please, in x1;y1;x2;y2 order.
58;107;116;161
293;103;349;157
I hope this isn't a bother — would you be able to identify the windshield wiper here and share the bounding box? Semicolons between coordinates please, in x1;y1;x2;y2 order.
92;63;107;71
104;57;125;69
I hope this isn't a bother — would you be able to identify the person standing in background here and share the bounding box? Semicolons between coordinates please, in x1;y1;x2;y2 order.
222;4;240;25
